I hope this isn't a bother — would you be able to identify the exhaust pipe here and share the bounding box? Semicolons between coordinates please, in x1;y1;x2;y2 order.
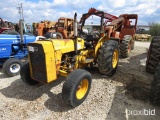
74;13;77;37
74;13;77;54
19;19;24;44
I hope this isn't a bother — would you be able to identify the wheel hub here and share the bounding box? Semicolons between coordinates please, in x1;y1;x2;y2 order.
10;64;20;73
112;49;118;68
76;79;89;100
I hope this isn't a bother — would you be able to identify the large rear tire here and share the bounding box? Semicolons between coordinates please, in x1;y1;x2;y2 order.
120;35;132;58
20;60;39;85
149;64;160;105
2;58;23;77
98;40;119;76
146;37;160;73
62;69;92;107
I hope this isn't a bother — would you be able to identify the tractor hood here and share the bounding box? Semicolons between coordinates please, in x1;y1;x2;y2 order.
33;38;85;54
0;34;36;44
51;38;85;53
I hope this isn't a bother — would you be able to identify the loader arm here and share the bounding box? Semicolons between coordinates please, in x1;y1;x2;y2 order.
79;8;118;24
79;8;118;32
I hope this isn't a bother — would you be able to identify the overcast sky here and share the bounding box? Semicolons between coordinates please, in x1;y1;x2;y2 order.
0;0;160;25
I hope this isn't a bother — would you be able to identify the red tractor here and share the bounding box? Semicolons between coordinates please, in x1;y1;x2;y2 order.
79;8;138;58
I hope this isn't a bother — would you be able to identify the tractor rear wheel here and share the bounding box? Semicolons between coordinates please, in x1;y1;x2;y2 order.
146;37;160;73
120;35;132;58
149;64;160;105
62;69;92;107
98;40;119;76
20;60;39;85
2;58;23;77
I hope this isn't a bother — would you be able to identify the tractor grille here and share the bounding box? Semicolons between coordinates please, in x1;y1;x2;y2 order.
28;43;47;83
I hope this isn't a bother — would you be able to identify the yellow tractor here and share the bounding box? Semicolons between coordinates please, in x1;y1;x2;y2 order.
20;13;119;107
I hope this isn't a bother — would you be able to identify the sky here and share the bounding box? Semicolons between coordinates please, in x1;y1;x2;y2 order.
0;0;160;25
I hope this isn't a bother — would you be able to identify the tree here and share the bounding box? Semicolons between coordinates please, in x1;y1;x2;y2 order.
149;22;160;36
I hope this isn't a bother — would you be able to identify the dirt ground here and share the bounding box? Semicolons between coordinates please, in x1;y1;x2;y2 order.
0;41;160;120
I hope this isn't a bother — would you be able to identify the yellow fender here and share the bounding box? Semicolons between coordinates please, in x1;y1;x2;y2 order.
94;36;110;60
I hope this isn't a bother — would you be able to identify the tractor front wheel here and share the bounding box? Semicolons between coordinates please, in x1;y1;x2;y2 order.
98;40;119;76
2;58;23;77
62;69;92;107
20;60;39;85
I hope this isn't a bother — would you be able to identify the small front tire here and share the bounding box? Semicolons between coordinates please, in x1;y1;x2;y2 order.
62;69;92;107
2;58;23;77
20;60;39;85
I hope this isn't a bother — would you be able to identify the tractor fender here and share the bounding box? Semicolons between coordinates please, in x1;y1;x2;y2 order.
35;36;46;41
94;36;110;60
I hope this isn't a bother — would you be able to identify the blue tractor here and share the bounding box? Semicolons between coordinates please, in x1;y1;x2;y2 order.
0;19;37;77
